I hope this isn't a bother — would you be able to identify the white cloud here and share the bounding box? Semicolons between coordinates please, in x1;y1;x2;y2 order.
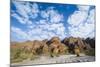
25;7;66;40
50;14;63;23
11;26;28;40
11;19;66;41
11;1;95;42
41;7;64;23
86;9;95;24
67;6;95;38
68;11;88;27
31;3;39;14
12;1;39;25
77;6;90;11
11;1;70;41
27;22;66;40
41;11;49;19
11;13;26;24
11;12;33;25
12;1;29;18
39;20;47;24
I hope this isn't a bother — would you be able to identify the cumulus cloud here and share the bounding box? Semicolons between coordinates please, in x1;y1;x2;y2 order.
11;1;39;25
11;1;95;42
68;11;88;27
11;26;29;41
77;6;90;11
41;7;64;23
11;12;33;25
11;1;66;41
26;22;66;40
67;5;95;38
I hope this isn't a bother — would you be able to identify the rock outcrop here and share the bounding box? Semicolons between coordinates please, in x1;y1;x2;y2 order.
11;36;95;59
49;37;68;57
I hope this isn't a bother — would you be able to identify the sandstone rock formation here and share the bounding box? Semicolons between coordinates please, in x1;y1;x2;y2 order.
49;37;68;57
11;36;95;61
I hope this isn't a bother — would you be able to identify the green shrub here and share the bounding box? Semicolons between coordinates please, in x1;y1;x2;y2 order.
84;48;95;56
11;48;22;59
30;55;38;60
11;58;23;63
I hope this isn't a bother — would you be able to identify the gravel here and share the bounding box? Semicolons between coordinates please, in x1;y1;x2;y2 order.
11;54;95;66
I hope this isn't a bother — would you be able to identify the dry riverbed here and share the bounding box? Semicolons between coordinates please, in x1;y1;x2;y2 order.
11;54;95;66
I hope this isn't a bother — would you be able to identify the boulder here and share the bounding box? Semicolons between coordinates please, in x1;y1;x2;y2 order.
49;37;67;57
63;37;86;54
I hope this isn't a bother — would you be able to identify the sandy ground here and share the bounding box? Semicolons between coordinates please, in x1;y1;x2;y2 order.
11;54;95;66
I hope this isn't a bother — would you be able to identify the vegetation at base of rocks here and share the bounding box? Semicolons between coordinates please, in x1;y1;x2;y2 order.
84;48;95;56
11;37;95;63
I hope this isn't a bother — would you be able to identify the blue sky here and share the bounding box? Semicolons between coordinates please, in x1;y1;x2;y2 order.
11;0;95;42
